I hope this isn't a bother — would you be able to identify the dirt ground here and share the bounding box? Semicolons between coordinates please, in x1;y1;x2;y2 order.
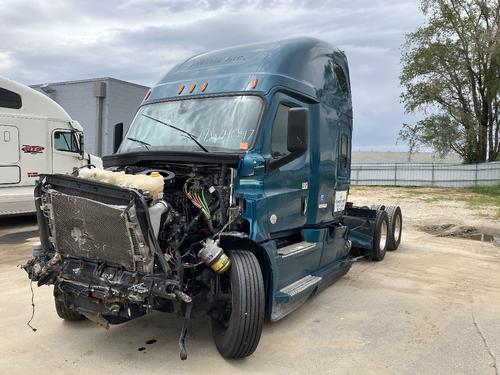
0;186;499;374
351;185;500;241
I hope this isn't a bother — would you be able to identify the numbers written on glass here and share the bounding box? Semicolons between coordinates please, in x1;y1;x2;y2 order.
198;127;255;144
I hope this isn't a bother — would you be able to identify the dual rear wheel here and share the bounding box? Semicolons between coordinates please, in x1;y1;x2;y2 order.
370;205;403;261
385;206;403;250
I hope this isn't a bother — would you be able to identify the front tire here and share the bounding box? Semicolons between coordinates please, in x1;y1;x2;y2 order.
54;284;84;321
211;250;265;358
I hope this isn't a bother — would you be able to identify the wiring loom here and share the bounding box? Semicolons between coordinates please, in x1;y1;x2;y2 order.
183;177;213;232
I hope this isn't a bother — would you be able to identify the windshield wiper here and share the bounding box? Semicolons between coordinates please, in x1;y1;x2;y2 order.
126;137;151;150
142;113;208;153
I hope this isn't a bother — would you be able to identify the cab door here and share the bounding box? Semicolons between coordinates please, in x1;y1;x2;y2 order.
0;125;20;184
262;92;311;236
52;129;83;174
0;125;19;165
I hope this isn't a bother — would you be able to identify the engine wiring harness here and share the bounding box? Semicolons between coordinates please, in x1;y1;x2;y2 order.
183;176;214;232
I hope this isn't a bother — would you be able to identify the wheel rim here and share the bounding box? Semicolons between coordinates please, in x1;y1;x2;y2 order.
394;215;401;242
379;221;388;249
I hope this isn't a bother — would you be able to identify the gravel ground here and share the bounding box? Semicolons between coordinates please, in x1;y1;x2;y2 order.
0;187;499;375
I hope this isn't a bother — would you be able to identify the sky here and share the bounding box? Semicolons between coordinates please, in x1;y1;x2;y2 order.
0;0;425;150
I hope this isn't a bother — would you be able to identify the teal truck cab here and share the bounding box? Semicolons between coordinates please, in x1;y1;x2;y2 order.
24;38;402;359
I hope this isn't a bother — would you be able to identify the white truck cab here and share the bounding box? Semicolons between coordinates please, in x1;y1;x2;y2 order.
0;76;102;216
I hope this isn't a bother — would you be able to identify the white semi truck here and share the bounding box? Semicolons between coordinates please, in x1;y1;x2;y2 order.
0;76;102;216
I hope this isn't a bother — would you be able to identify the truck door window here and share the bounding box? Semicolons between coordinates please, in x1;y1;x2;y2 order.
340;134;349;169
0;88;22;109
54;131;80;153
271;104;290;159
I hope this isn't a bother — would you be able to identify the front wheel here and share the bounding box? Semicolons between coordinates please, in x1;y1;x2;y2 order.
211;250;265;358
54;283;84;321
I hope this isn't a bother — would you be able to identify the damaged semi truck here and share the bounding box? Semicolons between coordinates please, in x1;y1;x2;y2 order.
24;38;402;359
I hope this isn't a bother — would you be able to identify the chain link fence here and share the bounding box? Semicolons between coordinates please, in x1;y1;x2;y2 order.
351;161;500;188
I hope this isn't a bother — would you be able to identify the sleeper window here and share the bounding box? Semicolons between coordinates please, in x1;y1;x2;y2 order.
0;88;22;109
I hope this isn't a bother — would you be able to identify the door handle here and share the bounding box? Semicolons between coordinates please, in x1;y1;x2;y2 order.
3;131;10;142
301;195;308;216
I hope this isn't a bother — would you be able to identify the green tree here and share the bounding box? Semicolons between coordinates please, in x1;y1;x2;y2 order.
400;0;499;162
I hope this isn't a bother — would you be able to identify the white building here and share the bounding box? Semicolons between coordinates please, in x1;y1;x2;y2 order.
32;78;149;156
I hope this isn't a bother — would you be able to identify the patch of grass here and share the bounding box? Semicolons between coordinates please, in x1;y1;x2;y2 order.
396;188;452;202
467;184;500;198
466;195;500;207
463;184;500;219
421;196;444;203
465;185;500;206
400;189;425;196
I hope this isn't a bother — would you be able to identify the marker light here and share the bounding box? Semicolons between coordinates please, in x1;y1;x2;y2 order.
201;82;208;92
143;89;151;101
189;83;196;93
178;85;185;95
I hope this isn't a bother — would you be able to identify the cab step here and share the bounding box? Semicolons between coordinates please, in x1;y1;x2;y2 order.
277;241;316;258
279;274;321;299
272;274;322;321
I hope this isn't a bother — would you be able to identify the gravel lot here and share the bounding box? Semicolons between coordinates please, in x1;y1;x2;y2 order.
0;187;499;375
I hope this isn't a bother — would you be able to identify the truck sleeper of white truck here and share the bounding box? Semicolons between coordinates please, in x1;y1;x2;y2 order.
0;76;102;216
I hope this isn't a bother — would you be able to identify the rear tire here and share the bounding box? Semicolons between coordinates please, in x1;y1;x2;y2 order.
370;210;389;261
211;250;265;358
54;284;84;321
385;206;402;251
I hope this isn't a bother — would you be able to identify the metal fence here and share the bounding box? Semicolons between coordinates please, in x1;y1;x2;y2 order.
351;161;500;188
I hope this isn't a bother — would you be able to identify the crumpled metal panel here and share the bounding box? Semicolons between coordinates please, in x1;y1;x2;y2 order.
49;191;152;272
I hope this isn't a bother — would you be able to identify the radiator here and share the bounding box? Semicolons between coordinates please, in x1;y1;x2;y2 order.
48;190;154;273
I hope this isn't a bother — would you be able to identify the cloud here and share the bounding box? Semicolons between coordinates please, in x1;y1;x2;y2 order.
0;51;14;71
0;0;424;149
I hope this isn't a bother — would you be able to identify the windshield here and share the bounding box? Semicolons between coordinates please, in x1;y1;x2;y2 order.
118;95;263;153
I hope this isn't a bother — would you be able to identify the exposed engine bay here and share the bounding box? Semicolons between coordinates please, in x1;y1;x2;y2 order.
24;163;245;359
75;165;237;273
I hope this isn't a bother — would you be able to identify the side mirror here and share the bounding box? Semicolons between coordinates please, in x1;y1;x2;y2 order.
268;107;309;172
113;122;124;153
287;107;309;154
79;133;85;156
